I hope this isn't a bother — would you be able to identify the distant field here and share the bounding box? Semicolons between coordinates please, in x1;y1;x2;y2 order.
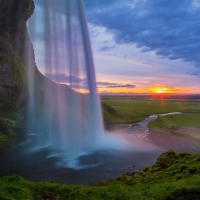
101;96;200;148
101;96;200;124
149;113;200;130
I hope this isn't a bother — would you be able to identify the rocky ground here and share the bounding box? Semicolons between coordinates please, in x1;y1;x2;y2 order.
146;129;200;153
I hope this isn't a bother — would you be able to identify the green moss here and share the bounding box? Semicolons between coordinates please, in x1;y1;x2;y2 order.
0;112;26;148
10;45;26;86
0;117;19;135
143;166;151;172
194;156;200;162
0;132;10;147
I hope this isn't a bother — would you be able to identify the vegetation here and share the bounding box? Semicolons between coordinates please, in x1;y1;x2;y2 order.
149;113;200;131
101;97;200;124
11;45;26;86
101;102;123;124
149;113;200;148
0;150;200;200
102;96;200;147
0;112;25;148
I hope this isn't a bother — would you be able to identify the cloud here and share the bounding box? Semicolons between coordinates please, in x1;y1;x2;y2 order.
84;0;200;75
45;74;136;90
99;46;115;52
97;81;136;88
45;73;87;83
108;84;136;88
188;69;200;76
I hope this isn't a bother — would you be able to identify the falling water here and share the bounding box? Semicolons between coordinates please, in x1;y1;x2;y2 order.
26;0;105;161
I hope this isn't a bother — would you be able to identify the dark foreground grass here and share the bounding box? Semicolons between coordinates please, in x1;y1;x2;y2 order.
102;97;200;124
0;150;200;200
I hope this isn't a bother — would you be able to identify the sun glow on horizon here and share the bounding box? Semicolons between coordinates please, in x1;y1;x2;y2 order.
149;86;174;94
53;79;195;95
155;87;168;94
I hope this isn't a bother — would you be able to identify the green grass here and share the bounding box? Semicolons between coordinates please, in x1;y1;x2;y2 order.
149;113;200;131
0;150;200;200
101;97;200;124
102;97;200;147
101;102;123;124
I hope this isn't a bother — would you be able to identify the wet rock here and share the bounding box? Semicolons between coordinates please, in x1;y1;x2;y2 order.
0;0;34;111
0;0;34;31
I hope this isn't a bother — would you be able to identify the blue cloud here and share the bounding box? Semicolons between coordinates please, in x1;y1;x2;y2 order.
45;73;87;83
45;74;136;89
107;84;136;88
99;46;115;52
97;82;136;88
84;0;200;75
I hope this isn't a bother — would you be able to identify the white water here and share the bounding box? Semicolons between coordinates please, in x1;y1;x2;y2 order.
26;0;106;161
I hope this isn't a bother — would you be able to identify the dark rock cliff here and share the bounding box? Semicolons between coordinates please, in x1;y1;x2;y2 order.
0;0;73;146
0;0;35;111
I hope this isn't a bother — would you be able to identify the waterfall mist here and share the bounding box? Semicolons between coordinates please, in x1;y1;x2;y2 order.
26;0;106;162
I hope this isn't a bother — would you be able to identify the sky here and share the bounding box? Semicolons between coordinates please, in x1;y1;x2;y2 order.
32;0;200;95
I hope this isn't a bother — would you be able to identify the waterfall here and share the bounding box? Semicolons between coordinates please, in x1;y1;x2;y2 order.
26;0;104;161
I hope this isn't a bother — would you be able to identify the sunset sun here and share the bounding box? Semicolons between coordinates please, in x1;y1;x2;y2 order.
150;87;171;94
155;87;167;94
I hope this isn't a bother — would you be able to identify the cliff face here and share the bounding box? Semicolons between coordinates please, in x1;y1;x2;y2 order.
0;0;35;111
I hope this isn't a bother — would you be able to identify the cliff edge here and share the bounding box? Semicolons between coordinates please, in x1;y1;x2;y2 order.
0;0;35;111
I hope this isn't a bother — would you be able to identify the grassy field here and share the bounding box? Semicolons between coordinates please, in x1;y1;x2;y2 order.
0;150;200;200
102;96;200;148
149;113;200;131
101;96;200;124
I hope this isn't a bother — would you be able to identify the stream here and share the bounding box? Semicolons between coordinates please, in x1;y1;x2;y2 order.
106;112;182;139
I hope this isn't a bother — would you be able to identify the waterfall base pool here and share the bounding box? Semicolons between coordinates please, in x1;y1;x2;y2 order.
0;127;199;185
